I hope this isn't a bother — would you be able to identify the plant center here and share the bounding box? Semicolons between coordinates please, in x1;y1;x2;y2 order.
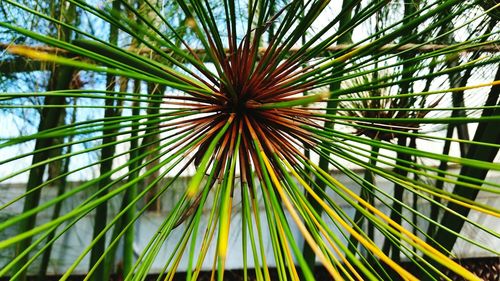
228;97;248;114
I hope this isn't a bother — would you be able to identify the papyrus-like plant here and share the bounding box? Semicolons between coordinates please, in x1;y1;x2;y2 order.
0;0;499;280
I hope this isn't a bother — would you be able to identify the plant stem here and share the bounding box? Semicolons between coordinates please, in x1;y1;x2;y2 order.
347;145;379;255
302;0;354;273
123;78;139;277
429;64;500;256
382;0;420;265
427;17;496;239
38;97;76;278
88;1;120;277
11;3;76;280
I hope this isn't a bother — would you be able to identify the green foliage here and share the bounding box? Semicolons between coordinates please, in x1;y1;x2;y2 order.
0;0;499;280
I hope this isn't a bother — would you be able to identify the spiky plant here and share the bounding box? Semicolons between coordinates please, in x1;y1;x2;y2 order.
337;71;444;141
0;0;499;280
